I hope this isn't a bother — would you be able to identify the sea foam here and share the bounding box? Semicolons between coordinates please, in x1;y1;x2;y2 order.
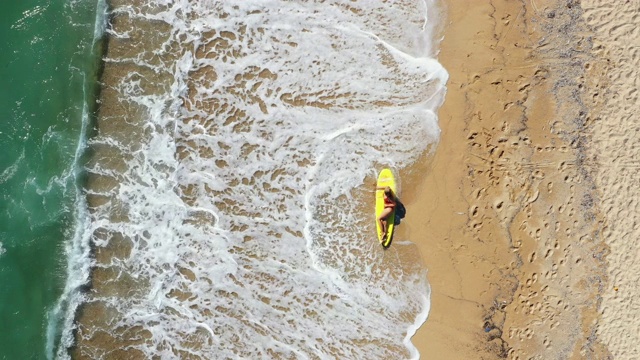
60;0;447;358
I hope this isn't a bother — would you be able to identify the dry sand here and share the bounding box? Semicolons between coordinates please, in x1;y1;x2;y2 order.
581;1;640;358
406;0;640;359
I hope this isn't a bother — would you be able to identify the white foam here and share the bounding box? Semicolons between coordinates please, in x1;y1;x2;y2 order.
50;0;109;359
64;0;448;358
0;150;24;185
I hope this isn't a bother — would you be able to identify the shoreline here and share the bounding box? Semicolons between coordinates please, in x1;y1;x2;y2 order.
70;1;449;359
407;0;611;358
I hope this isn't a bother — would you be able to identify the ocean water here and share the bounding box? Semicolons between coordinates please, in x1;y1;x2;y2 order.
0;0;102;359
1;0;447;358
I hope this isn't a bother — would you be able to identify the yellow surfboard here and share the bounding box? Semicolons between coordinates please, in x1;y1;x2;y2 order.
376;168;396;247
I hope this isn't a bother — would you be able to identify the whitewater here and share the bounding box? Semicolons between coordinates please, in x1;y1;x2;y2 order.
55;0;448;358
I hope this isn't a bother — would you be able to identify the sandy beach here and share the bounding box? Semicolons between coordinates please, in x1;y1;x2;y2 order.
64;0;640;358
407;0;639;358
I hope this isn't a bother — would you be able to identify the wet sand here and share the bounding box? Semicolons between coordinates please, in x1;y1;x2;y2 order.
71;1;441;359
406;0;640;358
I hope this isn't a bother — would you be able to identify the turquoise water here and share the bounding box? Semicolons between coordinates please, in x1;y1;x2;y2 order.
0;0;99;358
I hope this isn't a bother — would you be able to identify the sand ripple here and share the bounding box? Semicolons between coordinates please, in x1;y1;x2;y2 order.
583;1;640;359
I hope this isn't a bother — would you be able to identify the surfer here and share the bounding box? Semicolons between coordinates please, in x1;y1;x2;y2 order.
376;186;396;240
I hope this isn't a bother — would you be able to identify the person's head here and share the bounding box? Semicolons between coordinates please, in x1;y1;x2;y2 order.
384;187;393;197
